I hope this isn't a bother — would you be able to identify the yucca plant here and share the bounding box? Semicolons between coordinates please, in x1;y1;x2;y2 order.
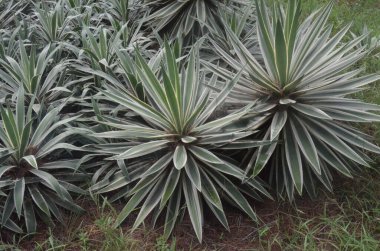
79;27;121;72
0;89;86;233
0;1;30;61
0;0;26;30
100;0;130;25
64;0;101;28
79;22;154;70
207;7;259;60
73;29;157;108
33;1;77;44
0;26;23;66
0;41;69;105
207;0;380;199
143;0;246;41
87;43;270;241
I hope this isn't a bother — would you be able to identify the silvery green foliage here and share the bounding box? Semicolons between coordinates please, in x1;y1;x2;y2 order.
142;0;248;41
207;0;380;199
0;90;86;233
1;0;379;242
0;41;69;105
87;43;271;242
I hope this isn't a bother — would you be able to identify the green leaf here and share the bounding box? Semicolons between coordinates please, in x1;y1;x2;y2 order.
2;194;14;225
251;132;278;177
181;136;197;144
16;88;25;132
209;170;257;222
117;160;130;181
284;123;303;194
23;193;36;233
28;186;50;216
189;146;223;164
204;198;229;231
324;121;380;154
305;118;369;166
199;168;222;210
173;144;187;170
183;48;197;118
208;162;244;179
132;176;166;229
314;139;352;177
4;219;23;234
114;182;153;227
14;178;25;218
196;69;242;125
134;51;171;117
162;70;181;131
183;176;203;242
255;0;277;80
29;169;63;197
22;155;38;169
113;140;170;160
185;156;202;191
18;121;32;159
142;153;173;177
274;20;288;86
160;169;181;208
194;108;248;134
292;103;332;120
163;186;182;239
270;110;288;140
1;107;19;148
164;41;180;101
290;116;321;174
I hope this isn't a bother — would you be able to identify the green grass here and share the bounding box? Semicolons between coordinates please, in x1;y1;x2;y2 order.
1;0;380;250
271;0;380;35
300;0;380;34
258;170;380;251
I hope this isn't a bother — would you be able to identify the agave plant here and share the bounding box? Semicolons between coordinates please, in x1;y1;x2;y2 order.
207;0;380;199
87;43;270;241
0;90;86;233
100;0;132;25
79;22;154;70
79;27;121;72
33;0;77;44
207;6;260;60
0;0;27;30
0;25;23;62
143;0;247;41
0;1;30;61
64;0;100;28
0;41;69;105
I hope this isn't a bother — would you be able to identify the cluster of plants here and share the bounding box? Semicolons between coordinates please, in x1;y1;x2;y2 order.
0;0;379;242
